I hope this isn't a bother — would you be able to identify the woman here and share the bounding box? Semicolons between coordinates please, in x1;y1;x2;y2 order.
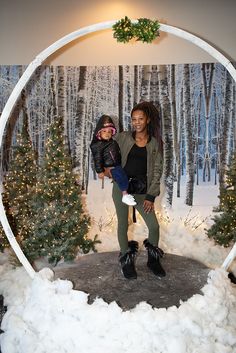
112;101;166;280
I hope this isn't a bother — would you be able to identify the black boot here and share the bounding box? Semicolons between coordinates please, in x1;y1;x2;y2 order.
228;272;236;284
119;240;139;279
143;239;166;278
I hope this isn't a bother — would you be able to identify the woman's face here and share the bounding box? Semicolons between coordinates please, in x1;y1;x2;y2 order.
131;110;150;133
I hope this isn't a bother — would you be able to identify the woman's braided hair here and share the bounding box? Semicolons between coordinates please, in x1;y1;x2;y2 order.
131;101;163;155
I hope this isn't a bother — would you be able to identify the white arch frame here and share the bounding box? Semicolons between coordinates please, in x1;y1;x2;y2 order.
1;20;236;278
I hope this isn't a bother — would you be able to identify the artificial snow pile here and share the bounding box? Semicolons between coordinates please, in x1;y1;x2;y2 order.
0;264;236;353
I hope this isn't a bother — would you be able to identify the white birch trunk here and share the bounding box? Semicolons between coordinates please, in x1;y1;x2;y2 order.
75;66;87;184
118;65;124;131
133;65;140;106
169;65;178;181
140;65;152;102
57;66;67;141
177;88;184;198
124;65;132;128
201;63;215;182
150;65;159;107
219;72;234;187
183;64;195;206
195;92;202;185
158;65;174;205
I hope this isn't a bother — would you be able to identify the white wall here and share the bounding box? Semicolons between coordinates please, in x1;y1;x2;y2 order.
0;0;236;66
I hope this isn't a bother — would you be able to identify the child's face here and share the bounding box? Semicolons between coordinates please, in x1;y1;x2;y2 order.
100;128;113;140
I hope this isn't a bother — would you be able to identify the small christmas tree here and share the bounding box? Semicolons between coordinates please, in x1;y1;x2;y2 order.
23;117;99;264
0;111;37;251
207;152;236;246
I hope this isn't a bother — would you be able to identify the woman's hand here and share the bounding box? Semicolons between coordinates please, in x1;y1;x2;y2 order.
103;168;112;178
143;200;155;213
98;172;105;179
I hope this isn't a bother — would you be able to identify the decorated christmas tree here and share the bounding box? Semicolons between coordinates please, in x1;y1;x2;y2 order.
0;111;37;252
23;117;99;264
207;152;236;246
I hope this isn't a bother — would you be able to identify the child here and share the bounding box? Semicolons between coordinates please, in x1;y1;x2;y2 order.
90;115;136;206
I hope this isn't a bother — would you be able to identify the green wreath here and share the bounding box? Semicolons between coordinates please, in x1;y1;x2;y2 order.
112;16;160;43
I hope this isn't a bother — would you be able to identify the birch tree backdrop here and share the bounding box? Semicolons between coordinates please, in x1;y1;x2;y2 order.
0;63;235;206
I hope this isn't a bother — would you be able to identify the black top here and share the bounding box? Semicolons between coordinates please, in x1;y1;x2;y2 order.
124;144;147;178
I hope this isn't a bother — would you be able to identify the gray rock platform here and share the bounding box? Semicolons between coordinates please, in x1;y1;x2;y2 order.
54;251;210;310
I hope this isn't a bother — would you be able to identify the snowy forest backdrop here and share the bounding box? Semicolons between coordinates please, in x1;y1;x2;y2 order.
0;63;235;206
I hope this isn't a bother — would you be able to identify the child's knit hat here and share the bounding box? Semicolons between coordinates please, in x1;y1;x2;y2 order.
94;115;117;140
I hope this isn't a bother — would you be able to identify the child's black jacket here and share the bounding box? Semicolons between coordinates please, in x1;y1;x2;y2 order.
90;115;121;173
90;139;121;173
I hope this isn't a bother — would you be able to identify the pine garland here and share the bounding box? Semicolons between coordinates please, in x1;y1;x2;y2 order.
133;18;160;43
113;16;160;43
113;16;133;43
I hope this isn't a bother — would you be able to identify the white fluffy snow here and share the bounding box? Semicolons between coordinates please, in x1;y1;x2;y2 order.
0;264;235;353
0;178;236;353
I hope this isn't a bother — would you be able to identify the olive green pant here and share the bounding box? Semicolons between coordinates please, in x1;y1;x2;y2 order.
112;182;160;254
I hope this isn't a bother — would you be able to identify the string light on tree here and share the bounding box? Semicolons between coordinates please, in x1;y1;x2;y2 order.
23;116;100;264
207;152;236;246
0;107;37;253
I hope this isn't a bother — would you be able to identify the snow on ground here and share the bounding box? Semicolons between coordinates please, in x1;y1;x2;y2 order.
0;177;236;353
0;264;235;353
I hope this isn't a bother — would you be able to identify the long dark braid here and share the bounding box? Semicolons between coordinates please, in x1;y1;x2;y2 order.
131;101;163;155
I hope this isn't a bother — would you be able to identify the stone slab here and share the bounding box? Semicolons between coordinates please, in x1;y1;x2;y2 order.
54;251;210;310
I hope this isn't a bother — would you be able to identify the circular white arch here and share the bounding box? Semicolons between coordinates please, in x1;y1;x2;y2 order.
1;20;236;278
